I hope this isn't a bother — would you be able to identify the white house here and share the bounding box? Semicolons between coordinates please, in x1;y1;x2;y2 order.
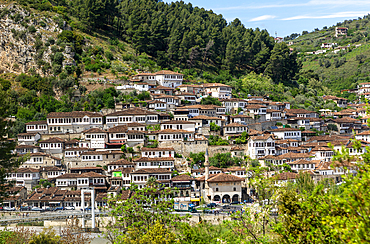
270;128;302;141
203;83;232;99
130;168;172;189
25;121;48;134
47;111;103;134
248;135;276;159
105;108;159;128
160;120;196;132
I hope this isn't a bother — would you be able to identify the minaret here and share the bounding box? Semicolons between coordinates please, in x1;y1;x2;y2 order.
204;148;210;188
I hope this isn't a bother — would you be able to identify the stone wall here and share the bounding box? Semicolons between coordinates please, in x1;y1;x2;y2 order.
159;140;208;157
40;133;81;141
208;144;248;157
248;120;286;131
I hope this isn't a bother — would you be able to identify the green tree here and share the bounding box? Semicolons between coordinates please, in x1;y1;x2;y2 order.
0;91;27;200
264;42;301;83
200;96;221;106
209;122;220;131
104;187;185;243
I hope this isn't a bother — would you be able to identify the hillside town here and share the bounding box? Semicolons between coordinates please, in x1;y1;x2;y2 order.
5;70;366;211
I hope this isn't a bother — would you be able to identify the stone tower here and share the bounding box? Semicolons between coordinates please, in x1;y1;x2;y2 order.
204;148;210;201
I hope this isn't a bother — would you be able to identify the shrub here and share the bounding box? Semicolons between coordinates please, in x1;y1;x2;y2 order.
28;25;37;33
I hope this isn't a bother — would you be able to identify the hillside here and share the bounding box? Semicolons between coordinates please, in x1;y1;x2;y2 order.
289;15;370;93
0;0;299;83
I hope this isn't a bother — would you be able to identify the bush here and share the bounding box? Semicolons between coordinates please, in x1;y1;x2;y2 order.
28;25;37;33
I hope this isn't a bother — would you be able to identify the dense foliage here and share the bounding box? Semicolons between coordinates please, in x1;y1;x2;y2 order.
17;0;300;82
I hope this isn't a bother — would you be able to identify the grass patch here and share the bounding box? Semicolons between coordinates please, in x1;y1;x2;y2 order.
17;221;44;226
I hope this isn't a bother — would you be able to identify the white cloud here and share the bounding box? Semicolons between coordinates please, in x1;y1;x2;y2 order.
282;11;370;20
249;15;276;22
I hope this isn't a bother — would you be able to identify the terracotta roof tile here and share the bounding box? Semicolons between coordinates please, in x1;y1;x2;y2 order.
206;173;244;182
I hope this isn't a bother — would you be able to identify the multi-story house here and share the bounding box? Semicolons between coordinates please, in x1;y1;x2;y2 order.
141;147;175;158
229;114;254;124
64;147;93;159
189;115;224;129
110;167;134;188
147;100;167;111
6;168;40;190
288;159;316;172
327;117;362;134
248;135;276;159
82;128;108;149
266;109;282;121
221;98;248;114
177;84;203;94
322;95;348;108
134;157;175;170
176;92;197;105
17;132;41;145
130;168;172;189
153;95;180;108
15;145;40;155
244;104;267;119
285;109;318;118
160;120;196;132
223;123;249;137
39;137;65;154
203;83;232;99
76;150;124;167
153;70;183;88
20;152;62;169
47;111;104;134
41;166;66;180
106;159;135;173
108;125;128;145
197;172;244;203
355;131;370;142
270;128;302;141
55;172;106;190
182;105;226;118
105;108;159;128
157;129;195;142
171;174;196;203
25;121;48;134
192;166;223;177
149;85;175;95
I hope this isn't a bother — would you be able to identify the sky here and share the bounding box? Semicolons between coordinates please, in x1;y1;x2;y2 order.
164;0;370;37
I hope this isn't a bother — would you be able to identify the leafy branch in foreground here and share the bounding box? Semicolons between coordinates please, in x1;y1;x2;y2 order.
103;186;187;244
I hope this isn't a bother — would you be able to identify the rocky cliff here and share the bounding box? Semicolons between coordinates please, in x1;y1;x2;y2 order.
0;3;66;75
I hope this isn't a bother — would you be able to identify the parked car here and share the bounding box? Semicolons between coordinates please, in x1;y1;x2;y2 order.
81;207;92;211
222;205;231;209
54;206;64;211
65;206;75;210
20;206;31;211
31;207;43;211
203;209;212;214
206;203;217;208
3;207;15;211
43;207;53;211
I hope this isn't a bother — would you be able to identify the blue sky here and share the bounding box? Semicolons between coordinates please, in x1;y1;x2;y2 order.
164;0;370;37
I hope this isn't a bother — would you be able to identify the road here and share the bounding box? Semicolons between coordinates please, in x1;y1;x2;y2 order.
0;204;247;224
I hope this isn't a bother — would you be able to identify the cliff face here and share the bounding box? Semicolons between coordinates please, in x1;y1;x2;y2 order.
0;3;63;75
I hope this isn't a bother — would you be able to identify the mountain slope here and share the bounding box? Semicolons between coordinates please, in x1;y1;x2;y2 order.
289;15;370;93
